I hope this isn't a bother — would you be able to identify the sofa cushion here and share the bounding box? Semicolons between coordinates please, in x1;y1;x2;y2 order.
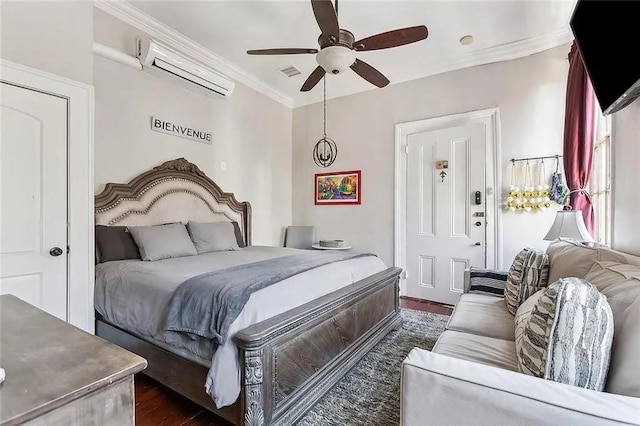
505;248;549;315
433;330;518;372
605;296;640;397
546;240;600;284
516;277;614;391
447;293;515;341
585;261;640;397
545;240;638;284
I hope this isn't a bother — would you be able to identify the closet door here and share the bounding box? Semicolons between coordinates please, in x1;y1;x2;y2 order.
1;82;68;320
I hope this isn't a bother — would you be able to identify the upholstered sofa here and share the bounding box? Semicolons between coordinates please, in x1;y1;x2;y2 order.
401;240;640;425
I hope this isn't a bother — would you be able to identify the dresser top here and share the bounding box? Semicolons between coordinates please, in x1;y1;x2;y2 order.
0;295;147;425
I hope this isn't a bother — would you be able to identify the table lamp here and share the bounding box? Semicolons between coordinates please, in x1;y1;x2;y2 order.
543;210;595;242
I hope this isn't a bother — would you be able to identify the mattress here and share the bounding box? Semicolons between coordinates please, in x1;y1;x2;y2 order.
94;245;386;408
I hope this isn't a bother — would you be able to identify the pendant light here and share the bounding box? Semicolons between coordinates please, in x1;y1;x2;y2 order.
312;76;338;168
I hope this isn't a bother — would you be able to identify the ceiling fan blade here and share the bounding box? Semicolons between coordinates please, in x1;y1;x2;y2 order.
300;66;326;92
354;25;428;51
247;48;318;55
350;59;390;88
311;0;339;40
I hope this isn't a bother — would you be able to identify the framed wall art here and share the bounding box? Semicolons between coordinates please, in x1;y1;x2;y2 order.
314;170;361;205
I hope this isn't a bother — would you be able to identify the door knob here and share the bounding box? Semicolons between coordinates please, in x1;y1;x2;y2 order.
474;242;482;246
475;221;482;227
49;247;63;257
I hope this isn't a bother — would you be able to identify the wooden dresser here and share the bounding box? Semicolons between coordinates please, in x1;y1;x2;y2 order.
0;295;147;425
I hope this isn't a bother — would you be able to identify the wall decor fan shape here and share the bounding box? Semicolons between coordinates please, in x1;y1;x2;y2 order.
246;0;429;92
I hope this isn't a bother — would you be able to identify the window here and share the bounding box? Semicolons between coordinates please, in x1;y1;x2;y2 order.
590;110;612;245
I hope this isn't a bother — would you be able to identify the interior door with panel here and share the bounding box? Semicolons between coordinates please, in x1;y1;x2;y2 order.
406;123;486;305
0;82;68;320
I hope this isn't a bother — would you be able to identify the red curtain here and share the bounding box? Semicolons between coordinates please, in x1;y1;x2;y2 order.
563;41;596;235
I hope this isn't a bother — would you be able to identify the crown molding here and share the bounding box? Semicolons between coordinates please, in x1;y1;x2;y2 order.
96;0;572;110
452;27;573;69
94;0;293;108
293;27;574;108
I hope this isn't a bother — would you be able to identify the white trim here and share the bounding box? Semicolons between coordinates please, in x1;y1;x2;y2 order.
0;60;95;333
446;29;573;73
394;108;501;295
94;0;293;108
609;113;617;248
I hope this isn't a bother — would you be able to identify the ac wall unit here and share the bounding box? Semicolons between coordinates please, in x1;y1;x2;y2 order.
137;38;235;99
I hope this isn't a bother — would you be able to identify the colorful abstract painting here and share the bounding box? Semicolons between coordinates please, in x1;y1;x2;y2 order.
314;170;361;205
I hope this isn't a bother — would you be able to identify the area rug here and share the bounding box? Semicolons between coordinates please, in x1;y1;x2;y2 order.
296;308;449;425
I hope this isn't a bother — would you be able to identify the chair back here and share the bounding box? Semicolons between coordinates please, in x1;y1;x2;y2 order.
284;226;316;249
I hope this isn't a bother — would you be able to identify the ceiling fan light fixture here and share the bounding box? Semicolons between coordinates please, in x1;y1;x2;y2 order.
316;46;356;75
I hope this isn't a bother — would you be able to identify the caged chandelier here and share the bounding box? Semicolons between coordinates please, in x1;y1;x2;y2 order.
313;76;338;168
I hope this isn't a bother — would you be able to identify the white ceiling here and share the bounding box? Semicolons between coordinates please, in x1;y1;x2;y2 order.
126;1;576;107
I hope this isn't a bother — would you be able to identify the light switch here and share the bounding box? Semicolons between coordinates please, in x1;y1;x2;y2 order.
220;161;227;171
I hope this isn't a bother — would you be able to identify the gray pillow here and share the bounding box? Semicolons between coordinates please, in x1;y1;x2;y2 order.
187;221;240;254
95;225;141;263
515;277;614;391
128;223;197;261
505;248;549;315
231;221;246;248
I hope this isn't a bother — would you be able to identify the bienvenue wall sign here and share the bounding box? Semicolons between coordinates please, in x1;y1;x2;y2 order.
150;116;212;144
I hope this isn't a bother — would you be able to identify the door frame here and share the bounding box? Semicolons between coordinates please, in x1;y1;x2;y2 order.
394;108;501;296
1;60;95;332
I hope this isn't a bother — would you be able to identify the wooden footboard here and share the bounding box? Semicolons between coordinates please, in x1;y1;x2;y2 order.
234;267;402;426
96;267;401;426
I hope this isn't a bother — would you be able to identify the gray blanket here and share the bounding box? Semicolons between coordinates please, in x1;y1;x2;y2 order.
165;251;374;345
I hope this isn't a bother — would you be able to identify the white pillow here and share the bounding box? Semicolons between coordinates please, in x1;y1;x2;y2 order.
187;221;240;254
128;223;197;261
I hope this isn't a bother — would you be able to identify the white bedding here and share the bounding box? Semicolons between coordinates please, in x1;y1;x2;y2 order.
94;246;386;408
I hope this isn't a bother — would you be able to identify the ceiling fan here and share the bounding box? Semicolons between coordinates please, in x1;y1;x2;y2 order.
247;0;429;92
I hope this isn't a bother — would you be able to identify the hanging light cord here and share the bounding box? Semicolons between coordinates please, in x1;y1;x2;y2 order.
323;75;327;138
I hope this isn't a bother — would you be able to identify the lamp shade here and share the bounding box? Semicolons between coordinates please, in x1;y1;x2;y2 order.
543;210;595;242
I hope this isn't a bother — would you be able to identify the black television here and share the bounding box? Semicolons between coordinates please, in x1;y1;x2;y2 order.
570;1;640;115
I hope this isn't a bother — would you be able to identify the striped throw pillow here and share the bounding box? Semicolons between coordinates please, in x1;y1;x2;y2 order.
505;248;549;315
516;277;614;391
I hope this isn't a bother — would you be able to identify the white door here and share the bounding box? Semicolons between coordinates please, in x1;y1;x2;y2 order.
1;82;68;320
406;123;486;305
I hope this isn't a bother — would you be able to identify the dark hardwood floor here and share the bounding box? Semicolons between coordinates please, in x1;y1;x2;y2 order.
134;296;451;425
399;296;454;316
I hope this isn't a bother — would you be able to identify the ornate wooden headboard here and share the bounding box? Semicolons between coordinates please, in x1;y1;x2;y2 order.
94;158;252;245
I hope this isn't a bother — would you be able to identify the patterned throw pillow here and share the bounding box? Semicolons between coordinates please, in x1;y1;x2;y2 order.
505;248;550;315
514;289;545;348
515;277;614;391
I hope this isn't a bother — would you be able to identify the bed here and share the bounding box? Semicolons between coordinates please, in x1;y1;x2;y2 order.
94;158;401;426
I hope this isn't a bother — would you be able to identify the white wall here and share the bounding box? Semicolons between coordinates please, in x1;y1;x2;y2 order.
612;98;640;256
0;1;93;84
293;45;570;268
93;9;292;246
